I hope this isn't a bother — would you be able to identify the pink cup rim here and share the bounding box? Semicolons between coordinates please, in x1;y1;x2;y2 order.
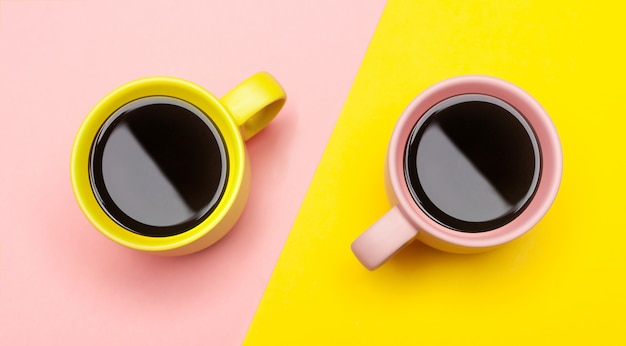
387;75;563;248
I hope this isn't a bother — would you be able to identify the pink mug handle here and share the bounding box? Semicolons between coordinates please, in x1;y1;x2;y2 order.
351;206;418;270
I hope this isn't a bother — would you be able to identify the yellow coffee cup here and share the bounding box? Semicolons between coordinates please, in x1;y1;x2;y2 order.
71;72;286;255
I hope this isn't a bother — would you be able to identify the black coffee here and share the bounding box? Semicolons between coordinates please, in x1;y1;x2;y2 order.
89;96;228;237
404;94;541;233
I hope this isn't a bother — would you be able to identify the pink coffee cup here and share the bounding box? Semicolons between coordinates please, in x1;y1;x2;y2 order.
351;75;562;270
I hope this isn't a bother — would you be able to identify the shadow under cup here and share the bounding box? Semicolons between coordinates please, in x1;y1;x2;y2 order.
89;96;229;238
404;94;542;233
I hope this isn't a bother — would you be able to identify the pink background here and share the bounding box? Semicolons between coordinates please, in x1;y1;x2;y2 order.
0;1;385;344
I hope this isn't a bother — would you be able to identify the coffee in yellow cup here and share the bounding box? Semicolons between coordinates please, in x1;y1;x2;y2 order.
71;72;286;255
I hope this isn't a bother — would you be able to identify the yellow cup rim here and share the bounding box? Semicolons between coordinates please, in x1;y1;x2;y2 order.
70;77;246;252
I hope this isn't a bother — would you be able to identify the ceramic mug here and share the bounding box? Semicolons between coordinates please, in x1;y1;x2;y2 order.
71;72;286;255
351;75;562;270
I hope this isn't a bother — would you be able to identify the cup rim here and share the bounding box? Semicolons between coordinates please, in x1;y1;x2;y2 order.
387;75;563;248
70;76;247;252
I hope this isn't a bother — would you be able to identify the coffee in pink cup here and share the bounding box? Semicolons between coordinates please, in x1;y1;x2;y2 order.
351;75;562;270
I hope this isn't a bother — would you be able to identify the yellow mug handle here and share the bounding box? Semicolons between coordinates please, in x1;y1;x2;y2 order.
220;72;287;140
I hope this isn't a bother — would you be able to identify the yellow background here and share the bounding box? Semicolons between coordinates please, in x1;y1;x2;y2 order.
245;0;626;344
